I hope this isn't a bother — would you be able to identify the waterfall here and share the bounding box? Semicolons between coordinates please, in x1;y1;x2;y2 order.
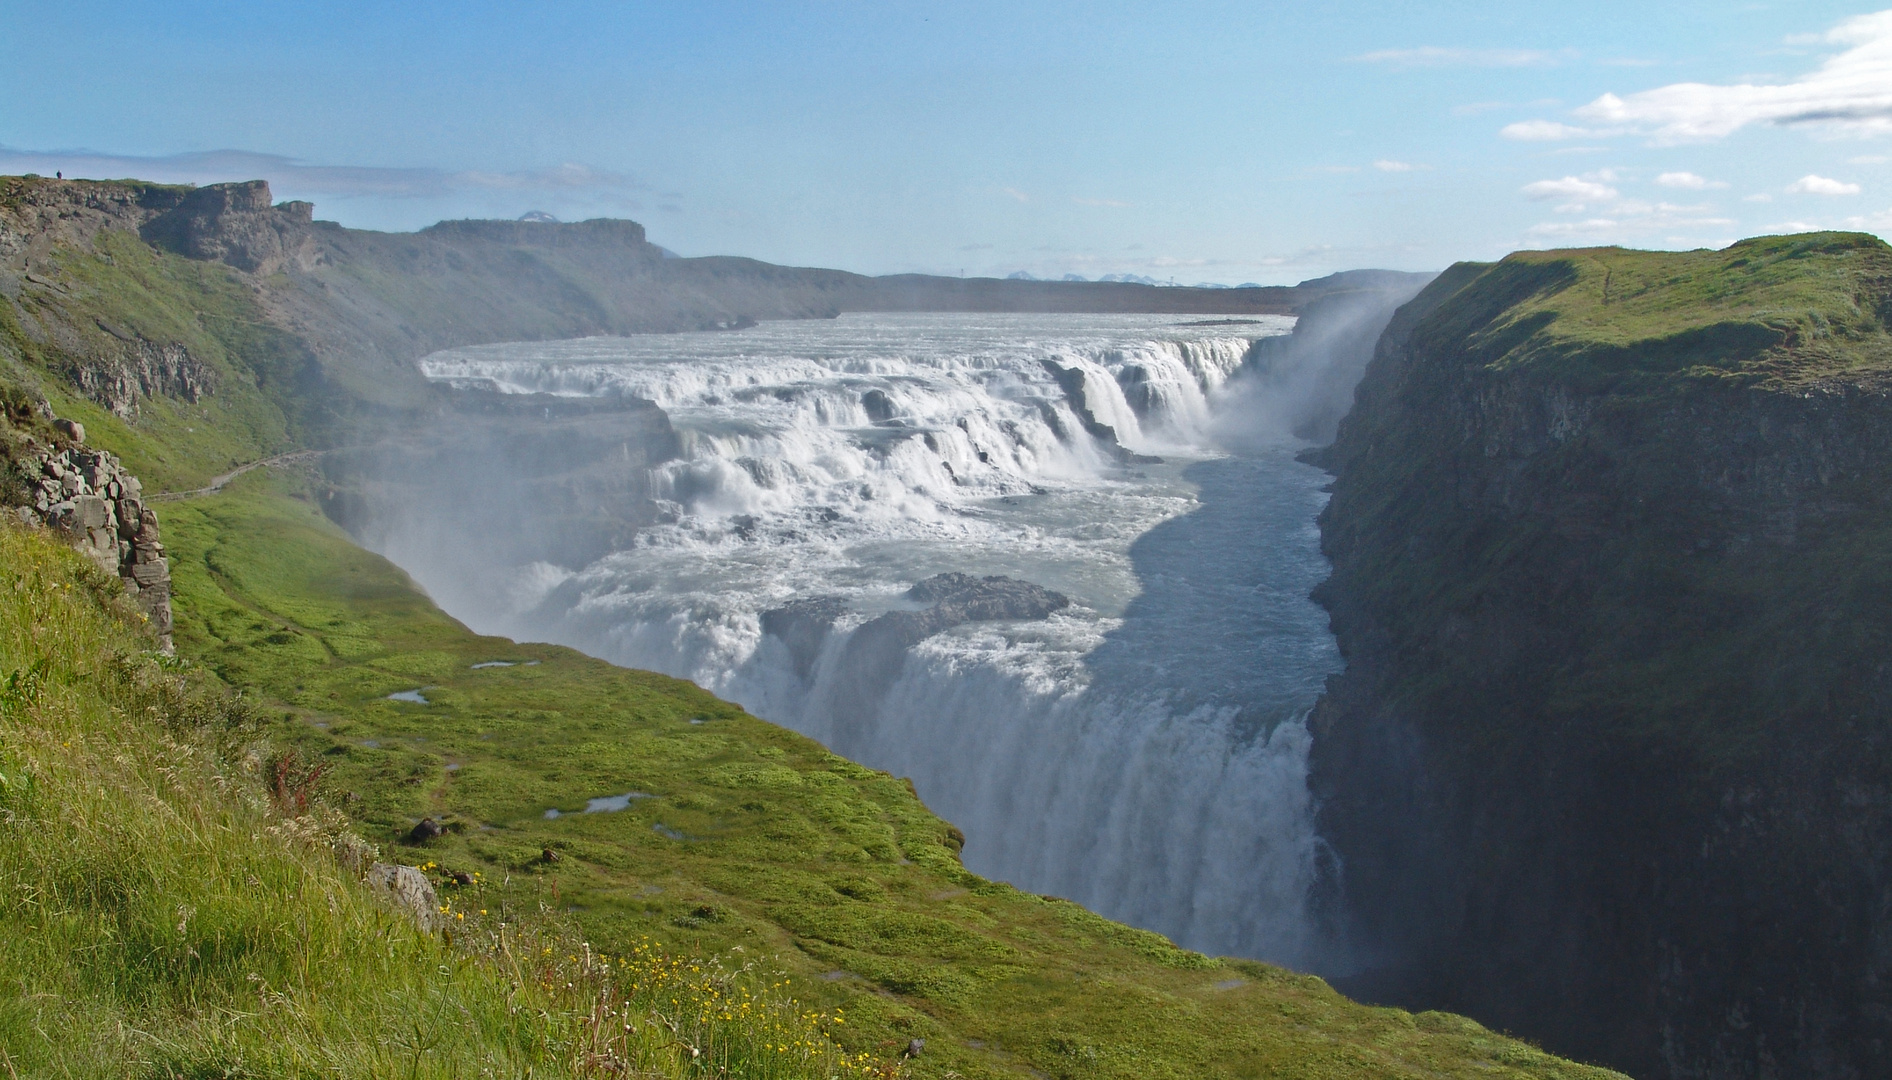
377;312;1343;970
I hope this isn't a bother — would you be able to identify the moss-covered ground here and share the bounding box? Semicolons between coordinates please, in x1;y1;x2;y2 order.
149;466;1625;1080
1427;231;1892;391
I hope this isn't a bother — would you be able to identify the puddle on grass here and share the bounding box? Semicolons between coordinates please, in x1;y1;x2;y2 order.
652;824;686;840
387;689;429;704
471;661;514;669
543;791;656;819
445;763;461;772
360;740;380;749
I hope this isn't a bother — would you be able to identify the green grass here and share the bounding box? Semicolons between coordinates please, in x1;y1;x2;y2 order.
0;521;894;1079
1421;231;1892;391
149;466;1628;1080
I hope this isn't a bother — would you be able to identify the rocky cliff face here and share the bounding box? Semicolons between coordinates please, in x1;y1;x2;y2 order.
1307;235;1892;1078
5;425;172;649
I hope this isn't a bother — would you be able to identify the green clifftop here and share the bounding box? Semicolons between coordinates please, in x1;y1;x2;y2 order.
1309;233;1892;1079
1408;232;1892;389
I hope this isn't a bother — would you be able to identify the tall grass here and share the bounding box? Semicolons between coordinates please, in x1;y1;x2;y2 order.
0;523;892;1079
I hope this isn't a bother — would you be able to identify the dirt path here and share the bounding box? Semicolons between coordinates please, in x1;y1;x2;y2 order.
148;449;324;502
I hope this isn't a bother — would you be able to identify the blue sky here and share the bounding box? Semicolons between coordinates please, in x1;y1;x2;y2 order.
3;1;1890;283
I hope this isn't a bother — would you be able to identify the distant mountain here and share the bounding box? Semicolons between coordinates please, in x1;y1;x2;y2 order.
0;177;1433;417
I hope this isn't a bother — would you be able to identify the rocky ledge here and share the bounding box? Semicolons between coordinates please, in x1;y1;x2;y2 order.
762;573;1069;740
7;422;172;650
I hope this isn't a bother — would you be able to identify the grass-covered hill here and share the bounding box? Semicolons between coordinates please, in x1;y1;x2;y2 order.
1310;232;1892;1078
1400;231;1892;392
0;171;1621;1078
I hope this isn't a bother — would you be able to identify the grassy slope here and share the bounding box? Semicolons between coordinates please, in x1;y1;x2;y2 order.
0;226;313;491
1429;231;1892;391
0;522;894;1080
154;468;1626;1080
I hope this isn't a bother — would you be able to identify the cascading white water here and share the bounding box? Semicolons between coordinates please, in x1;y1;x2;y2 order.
388;312;1344;969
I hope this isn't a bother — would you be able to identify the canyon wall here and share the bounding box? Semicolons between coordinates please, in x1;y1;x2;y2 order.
1308;235;1892;1078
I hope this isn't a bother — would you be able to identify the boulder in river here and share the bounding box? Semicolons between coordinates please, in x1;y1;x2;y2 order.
758;596;849;679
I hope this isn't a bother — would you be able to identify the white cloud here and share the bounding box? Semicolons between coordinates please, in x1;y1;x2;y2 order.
1520;170;1736;245
1373;159;1419;171
1522;174;1620;203
1525;205;1737;242
1354;46;1558;68
1556;10;1892;143
1526;218;1622;237
1500;120;1604;141
1655;171;1728;189
1786;174;1863;194
1842;206;1892;229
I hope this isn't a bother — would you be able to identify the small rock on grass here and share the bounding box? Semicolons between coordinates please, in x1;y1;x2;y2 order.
365;863;440;931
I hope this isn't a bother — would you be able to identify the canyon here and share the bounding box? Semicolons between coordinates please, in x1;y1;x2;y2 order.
11;172;1892;1078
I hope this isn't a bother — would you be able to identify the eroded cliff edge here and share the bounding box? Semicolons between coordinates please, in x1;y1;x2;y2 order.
1307;233;1892;1078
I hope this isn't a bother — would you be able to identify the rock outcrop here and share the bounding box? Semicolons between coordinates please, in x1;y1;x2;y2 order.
140;179;318;276
62;339;217;419
841;574;1069;682
364;863;441;932
10;431;173;650
763;574;1070;743
1039;359;1162;465
759;597;851;680
1306;235;1892;1079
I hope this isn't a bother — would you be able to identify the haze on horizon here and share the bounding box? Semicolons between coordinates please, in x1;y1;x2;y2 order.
3;0;1890;284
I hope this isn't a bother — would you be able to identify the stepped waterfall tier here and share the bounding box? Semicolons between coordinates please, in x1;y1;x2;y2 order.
336;312;1355;967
